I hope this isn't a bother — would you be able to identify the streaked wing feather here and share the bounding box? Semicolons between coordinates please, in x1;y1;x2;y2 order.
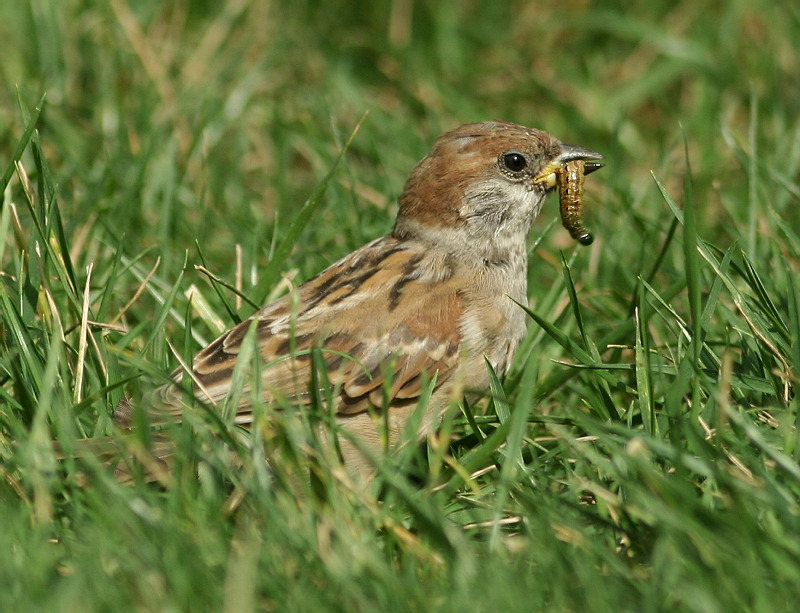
139;236;465;424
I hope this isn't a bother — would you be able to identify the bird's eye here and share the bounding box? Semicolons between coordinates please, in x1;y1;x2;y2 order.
501;152;527;173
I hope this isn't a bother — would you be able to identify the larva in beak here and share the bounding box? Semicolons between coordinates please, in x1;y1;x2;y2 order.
557;160;595;246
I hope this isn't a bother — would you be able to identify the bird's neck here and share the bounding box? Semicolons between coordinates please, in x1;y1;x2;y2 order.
392;216;530;298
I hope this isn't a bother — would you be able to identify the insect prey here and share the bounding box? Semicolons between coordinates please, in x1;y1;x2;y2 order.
557;160;594;246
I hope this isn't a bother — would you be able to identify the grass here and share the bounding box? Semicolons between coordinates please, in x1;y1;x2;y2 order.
2;0;800;611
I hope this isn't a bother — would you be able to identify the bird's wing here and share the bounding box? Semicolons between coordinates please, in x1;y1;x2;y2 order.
143;237;466;424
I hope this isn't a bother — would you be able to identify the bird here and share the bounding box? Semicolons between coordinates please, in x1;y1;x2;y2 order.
114;120;603;482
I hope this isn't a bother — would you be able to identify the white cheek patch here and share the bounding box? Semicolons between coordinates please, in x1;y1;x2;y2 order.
461;180;545;231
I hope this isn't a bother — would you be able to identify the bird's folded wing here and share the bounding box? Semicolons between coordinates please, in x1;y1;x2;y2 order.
144;259;466;425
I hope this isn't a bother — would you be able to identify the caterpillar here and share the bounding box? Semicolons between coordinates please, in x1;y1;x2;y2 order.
557;160;594;246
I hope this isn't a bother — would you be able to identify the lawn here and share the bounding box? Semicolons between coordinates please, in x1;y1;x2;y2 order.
2;1;800;611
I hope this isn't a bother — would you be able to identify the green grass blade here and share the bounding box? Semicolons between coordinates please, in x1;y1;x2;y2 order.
247;113;368;309
1;92;46;193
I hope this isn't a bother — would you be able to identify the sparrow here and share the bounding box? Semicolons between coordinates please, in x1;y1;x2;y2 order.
115;120;603;481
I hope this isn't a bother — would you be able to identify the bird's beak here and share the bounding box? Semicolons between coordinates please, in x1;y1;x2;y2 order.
534;143;604;188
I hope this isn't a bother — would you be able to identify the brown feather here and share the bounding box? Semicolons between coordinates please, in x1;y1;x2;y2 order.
111;121;603;481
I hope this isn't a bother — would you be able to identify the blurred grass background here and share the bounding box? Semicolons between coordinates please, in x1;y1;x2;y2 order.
1;0;800;611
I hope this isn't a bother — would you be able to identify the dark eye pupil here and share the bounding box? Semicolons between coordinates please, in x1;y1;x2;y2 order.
503;153;526;172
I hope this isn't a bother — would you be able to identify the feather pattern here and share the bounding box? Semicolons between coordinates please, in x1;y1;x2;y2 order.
112;121;603;479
